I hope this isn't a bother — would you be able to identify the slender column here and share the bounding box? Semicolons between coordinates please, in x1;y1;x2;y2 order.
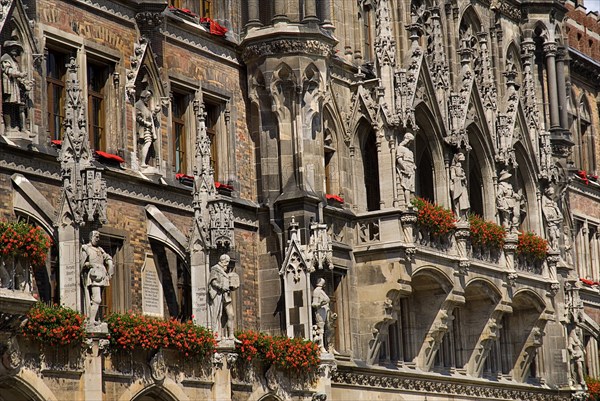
246;0;261;28
556;46;569;130
320;0;333;29
303;0;318;22
273;0;289;23
544;42;560;130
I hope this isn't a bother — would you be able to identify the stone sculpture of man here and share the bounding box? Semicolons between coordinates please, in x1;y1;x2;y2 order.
496;170;523;232
312;278;332;353
542;186;563;251
135;89;159;168
208;254;239;340
1;38;30;132
568;328;586;386
450;152;470;221
396;132;416;208
80;231;113;327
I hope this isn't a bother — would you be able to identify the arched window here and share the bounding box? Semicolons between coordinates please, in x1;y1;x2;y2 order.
468;151;484;217
577;97;595;173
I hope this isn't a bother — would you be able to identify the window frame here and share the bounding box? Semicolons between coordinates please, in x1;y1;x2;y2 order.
46;47;69;141
86;59;110;151
171;91;190;174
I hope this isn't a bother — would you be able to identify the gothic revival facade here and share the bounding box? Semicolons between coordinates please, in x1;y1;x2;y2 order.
0;0;598;400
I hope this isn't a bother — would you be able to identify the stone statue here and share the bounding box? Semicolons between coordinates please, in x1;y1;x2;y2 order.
135;89;159;168
563;226;574;266
496;170;523;232
450;152;470;221
80;231;113;327
568;328;586;386
396;132;416;208
312;278;336;353
1;38;31;132
542;186;563;251
208;254;239;340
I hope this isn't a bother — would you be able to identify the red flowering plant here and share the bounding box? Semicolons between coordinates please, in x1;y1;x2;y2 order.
21;303;86;347
411;197;456;237
587;376;600;401
106;312;216;359
236;330;320;375
0;221;52;267
468;214;506;250
517;231;548;261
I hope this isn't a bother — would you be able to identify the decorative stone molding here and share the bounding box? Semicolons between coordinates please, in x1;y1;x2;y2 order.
242;40;334;63
1;336;22;373
135;11;164;35
149;349;167;382
331;370;570;400
0;0;14;36
373;0;395;67
425;7;449;92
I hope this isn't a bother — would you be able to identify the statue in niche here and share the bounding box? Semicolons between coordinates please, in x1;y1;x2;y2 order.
563;226;574;266
208;254;239;340
396;132;416;208
81;231;113;328
496;170;524;232
568;328;586;387
542;186;563;251
135;89;160;168
312;278;337;354
1;36;31;133
449;152;470;222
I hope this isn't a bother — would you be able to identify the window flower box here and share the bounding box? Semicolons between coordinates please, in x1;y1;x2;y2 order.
21;303;86;347
412;197;456;238
176;173;194;187
469;214;505;249
106;312;216;359
235;330;320;375
586;376;600;401
517;231;548;262
215;181;234;195
326;194;344;206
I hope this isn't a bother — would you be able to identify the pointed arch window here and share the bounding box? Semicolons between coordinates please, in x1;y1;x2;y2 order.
415;133;434;202
577;98;595;174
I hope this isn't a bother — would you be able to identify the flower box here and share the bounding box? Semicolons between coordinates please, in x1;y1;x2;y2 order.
411;197;456;237
95;150;125;165
215;181;234;195
326;194;344;205
0;221;52;268
517;231;548;262
21;303;86;347
587;376;600;401
106;312;216;359
176;173;194;187
236;330;320;375
469;214;505;249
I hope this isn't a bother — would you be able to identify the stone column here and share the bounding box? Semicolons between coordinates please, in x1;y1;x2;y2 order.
320;0;333;29
400;209;417;258
272;0;289;23
246;0;261;28
303;0;318;22
544;42;560;130
556;47;569;130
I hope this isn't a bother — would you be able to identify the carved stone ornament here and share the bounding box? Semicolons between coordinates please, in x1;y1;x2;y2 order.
0;1;14;34
2;337;22;372
135;11;164;35
125;37;148;104
308;221;333;270
396;28;424;129
331;370;570;401
373;0;396;67
242;39;334;63
207;200;234;249
149;349;167;382
280;217;313;282
57;58;107;227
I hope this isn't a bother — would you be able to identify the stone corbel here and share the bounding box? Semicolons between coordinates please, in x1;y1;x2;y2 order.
468;308;506;377
417;294;463;371
513;320;547;382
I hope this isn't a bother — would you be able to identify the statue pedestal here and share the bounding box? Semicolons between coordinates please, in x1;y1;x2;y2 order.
213;343;236;401
82;333;109;401
140;166;162;182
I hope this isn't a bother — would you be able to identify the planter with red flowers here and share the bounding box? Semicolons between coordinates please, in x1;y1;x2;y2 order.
105;312;216;360
411;197;456;249
21;303;86;347
0;221;53;291
468;214;505;262
587;376;600;401
235;330;320;381
326;194;344;207
516;231;548;274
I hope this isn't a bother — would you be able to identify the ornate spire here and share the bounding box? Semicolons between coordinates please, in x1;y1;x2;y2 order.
57;58;107;227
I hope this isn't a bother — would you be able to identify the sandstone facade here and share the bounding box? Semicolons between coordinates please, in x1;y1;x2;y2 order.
0;0;598;400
